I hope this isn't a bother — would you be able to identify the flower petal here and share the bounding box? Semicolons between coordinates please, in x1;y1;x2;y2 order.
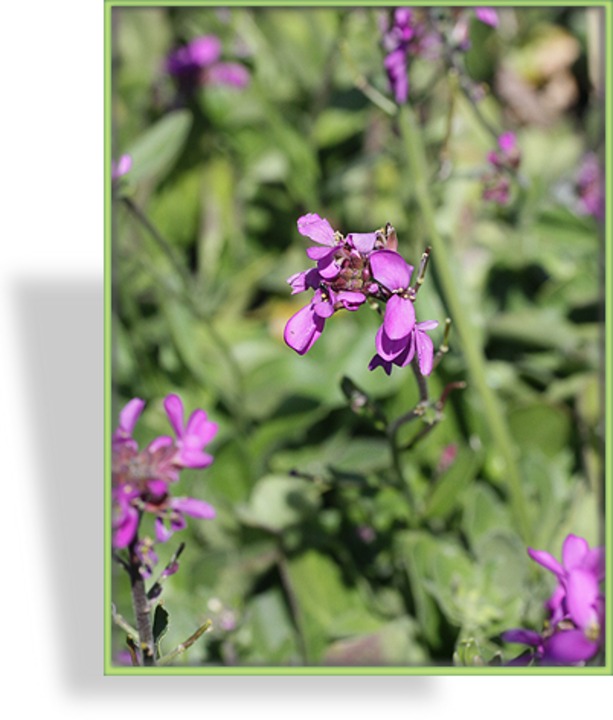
566;568;600;630
542;630;599;665
370;250;413;291
527;547;564;579
347;232;378;254
207;62;249;87
172;497;216;519
163;394;185;438
368;354;392;375
383;294;415;340
113;506;139;549
185;410;218;446
306;245;335;260
297;213;336;246
284;304;323;355
562;533;589;570
118;398;145;436
474;7;499;27
375;324;408;361
415;327;435;375
188;36;222;66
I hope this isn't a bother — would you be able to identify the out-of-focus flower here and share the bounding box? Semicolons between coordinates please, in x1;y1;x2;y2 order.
501;533;605;666
111;154;132;181
474;7;499;27
112;395;217;552
576;153;604;221
381;8;438;104
482;132;520;205
166;35;249;96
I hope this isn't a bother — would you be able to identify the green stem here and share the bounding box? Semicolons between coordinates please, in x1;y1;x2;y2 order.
398;103;531;544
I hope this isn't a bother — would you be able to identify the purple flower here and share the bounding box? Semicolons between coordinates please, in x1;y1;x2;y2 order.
112;395;218;552
111;154;132;182
166;35;249;96
474;7;499;28
162;393;218;469
482;132;520;205
369;250;415;350
369;320;438;376
284;214;377;354
576;153;604;221
501;533;605;666
381;8;434;104
502;626;600;667
528;533;604;634
284;215;439;374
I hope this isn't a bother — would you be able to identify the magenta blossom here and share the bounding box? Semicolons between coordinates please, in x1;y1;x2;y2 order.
369;320;438;376
528;534;604;635
576;153;604;221
482;132;520;205
474;7;499;27
112;395;217;552
369;250;415;352
284;214;389;355
501;533;605;666
111;154;132;182
166;35;249;96
284;215;440;375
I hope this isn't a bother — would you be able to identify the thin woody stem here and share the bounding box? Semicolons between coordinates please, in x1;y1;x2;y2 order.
127;534;156;666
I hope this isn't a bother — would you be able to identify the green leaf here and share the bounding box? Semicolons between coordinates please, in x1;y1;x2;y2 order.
238;475;322;532
507;402;571;458
152;604;169;645
127;110;192;184
285;550;384;662
423;446;481;521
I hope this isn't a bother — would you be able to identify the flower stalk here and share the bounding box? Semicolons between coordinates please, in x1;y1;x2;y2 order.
398;102;532;544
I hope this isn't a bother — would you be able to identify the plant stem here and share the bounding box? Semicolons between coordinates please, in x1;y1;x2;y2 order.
398;103;532;544
128;536;155;666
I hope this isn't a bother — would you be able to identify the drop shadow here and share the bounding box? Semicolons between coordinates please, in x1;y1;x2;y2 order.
14;276;435;699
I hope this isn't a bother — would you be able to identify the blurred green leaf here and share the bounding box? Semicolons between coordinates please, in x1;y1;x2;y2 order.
127;110;192;184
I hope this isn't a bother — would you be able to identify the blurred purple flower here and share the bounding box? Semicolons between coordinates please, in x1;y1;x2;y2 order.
381;8;436;104
474;7;499;28
482;132;520;205
528;533;605;633
576;153;604;221
166;35;249;96
112;395;217;552
111;154;132;181
501;533;605;666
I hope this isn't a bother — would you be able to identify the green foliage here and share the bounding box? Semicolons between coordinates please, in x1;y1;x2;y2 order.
111;6;604;668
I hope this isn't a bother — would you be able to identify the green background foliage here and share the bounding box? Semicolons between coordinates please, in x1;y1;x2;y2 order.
111;5;604;668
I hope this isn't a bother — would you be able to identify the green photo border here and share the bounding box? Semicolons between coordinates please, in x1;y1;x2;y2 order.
103;0;612;676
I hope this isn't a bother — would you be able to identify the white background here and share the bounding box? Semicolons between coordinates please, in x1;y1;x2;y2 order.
0;0;610;716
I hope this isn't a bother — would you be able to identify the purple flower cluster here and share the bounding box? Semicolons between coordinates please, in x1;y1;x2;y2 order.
284;213;438;376
112;394;218;570
166;35;249;96
381;7;498;104
482;132;521;205
502;533;605;666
